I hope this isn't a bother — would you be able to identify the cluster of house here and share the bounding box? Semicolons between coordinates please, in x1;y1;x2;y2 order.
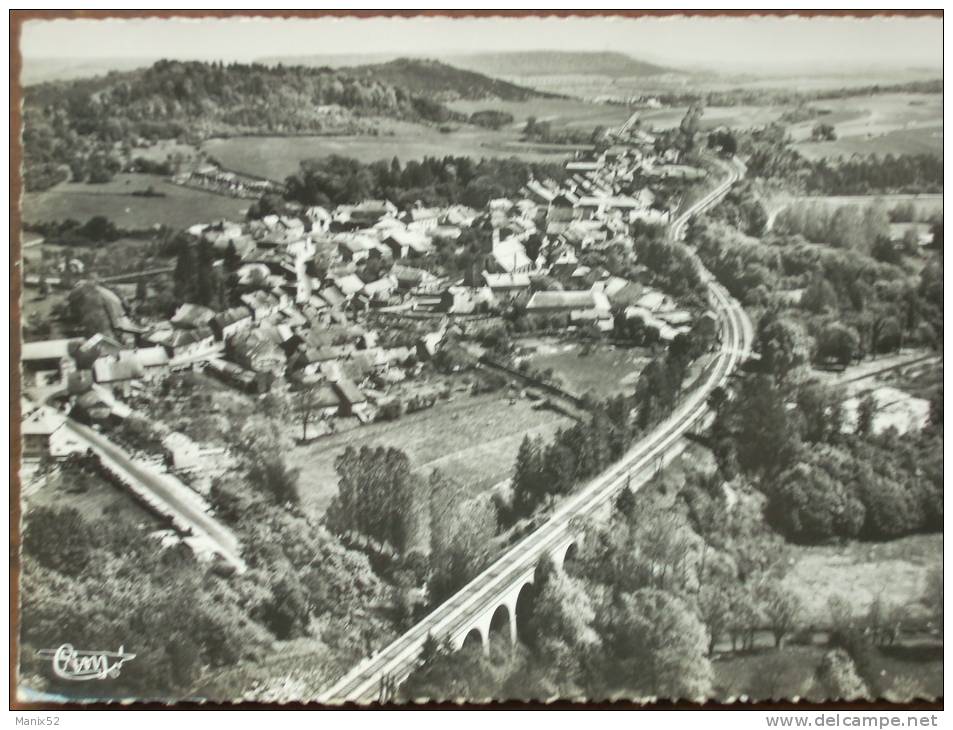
23;134;716;453
175;163;280;199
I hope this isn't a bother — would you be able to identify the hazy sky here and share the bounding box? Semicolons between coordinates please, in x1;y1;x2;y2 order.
21;14;942;74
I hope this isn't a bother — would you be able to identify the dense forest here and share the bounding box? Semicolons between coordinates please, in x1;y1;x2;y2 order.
345;58;554;102
279;153;568;211
22;60;471;191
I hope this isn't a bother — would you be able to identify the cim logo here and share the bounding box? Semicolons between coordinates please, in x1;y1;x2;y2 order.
36;644;136;681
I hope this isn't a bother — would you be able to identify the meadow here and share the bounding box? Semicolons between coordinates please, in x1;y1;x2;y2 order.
782;533;940;626
286;390;573;518
445;97;633;131
789;93;941;159
22;173;250;228
713;642;942;702
519;339;651;400
202;118;594;181
639;103;786;131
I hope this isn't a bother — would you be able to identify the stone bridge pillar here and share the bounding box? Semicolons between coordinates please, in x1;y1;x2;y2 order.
550;535;580;571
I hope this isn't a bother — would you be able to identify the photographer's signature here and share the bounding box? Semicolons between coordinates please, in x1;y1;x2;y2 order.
36;644;136;681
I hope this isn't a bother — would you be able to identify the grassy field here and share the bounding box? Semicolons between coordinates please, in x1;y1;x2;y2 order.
22;173;250;228
781;534;941;626
519;339;651;400
790;93;941;159
640;104;785;131
517;70;941;101
202;119;591;181
22;461;162;531
713;643;942;701
445;97;633;131
286;390;573;518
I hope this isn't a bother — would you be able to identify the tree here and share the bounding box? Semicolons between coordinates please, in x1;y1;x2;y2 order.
399;635;523;702
715;584;753;652
697;582;733;655
428;471;497;602
247;454;300;506
921;565;942;637
815;649;867;701
811;123;837;142
223;240;241;271
756;312;811;383
864;595;907;647
613;485;636;519
815;323;860;368
871;235;902;265
521;557;598;692
767;459;864;543
262;576;311;639
708;129;737;156
723;375;802;478
795;380;845;444
678;102;704;152
854;468;918;540
79;215;120;243
67;282;114;337
856;393;877;436
295;385;322;442
511;435;545;516
801;275;839;315
597;589;713;700
757;579;802;648
928;218;942;250
23;506;94;576
328;445;421;554
872;316;902;354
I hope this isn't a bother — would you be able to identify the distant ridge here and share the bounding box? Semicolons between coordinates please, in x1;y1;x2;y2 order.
345;58;560;101
442;51;681;78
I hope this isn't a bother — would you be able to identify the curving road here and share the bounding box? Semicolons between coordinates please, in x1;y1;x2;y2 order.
318;157;752;704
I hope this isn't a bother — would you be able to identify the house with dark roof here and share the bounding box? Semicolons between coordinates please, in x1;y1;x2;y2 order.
211;306;255;341
22;407;71;458
72;390;115;424
240;290;281;321
203;358;272;394
169;327;217;359
171;303;217;330
92;354;145;384
382;229;432;259
76;333;123;368
548;192;580;223
227;329;285;374
484;272;531;299
332;377;367;417
349;199;398;227
21;338;80;383
390;264;432;291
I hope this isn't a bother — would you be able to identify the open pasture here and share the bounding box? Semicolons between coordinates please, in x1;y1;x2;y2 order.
286;390;573;518
22;173;249;228
789;93;941;159
202;119;593;181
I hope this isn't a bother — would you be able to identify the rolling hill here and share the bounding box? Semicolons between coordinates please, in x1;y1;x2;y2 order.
345;58;560;101
22;59;468;191
443;51;680;78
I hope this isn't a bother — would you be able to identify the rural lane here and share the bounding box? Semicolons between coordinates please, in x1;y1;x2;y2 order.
61;417;246;573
